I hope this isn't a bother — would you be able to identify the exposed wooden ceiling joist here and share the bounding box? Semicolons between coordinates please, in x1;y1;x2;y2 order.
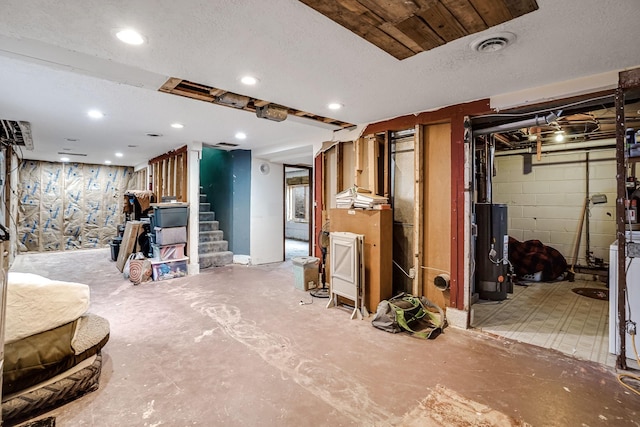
298;0;539;60
159;78;355;129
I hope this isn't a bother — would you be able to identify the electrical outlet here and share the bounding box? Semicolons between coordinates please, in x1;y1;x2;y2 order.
409;268;416;279
628;242;640;258
627;321;637;336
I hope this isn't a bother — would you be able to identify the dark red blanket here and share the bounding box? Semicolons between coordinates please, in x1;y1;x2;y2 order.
508;237;567;281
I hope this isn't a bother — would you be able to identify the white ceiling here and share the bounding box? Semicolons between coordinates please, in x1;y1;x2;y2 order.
0;0;639;167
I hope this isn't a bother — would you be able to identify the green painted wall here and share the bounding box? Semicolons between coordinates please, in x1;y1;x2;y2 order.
200;147;251;254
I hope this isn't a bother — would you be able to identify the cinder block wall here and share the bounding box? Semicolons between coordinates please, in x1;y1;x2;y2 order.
492;149;616;265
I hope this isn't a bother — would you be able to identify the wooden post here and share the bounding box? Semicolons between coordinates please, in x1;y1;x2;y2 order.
336;142;343;192
413;124;424;297
615;86;628;370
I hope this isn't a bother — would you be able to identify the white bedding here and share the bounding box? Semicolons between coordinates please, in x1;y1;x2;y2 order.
6;272;90;344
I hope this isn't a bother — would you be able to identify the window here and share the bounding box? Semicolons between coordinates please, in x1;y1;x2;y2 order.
287;184;309;222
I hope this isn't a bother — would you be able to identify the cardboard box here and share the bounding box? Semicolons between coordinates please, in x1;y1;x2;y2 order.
292;256;320;291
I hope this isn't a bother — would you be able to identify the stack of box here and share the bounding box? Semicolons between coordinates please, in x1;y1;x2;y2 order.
149;203;189;281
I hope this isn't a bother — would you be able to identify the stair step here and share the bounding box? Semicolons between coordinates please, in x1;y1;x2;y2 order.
199;220;219;232
200;202;211;212
199;211;215;221
199;251;234;268
199;240;228;254
200;194;207;203
199;230;224;243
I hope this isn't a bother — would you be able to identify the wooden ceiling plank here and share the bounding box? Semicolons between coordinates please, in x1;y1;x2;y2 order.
418;3;468;42
181;80;216;91
468;0;513;26
379;22;424;54
208;88;227;97
503;0;539;18
440;0;487;33
396;15;444;51
253;100;270;107
300;0;413;58
359;25;416;59
171;88;214;102
159;77;182;92
353;0;419;23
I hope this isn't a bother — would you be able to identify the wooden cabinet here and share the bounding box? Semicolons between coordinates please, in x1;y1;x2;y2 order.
329;208;392;312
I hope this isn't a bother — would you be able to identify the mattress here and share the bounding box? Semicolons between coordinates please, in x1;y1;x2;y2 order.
2;313;110;425
6;272;90;344
3;354;103;426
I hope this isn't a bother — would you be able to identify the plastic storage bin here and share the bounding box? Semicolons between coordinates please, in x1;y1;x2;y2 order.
152;205;189;228
154;226;187;245
151;257;189;281
152;243;185;261
292;256;320;291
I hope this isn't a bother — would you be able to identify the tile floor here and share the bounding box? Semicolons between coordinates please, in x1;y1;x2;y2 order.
285;238;310;260
471;278;638;368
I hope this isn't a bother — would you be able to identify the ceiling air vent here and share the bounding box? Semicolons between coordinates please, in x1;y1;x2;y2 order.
470;32;516;53
0;120;34;150
214;142;239;148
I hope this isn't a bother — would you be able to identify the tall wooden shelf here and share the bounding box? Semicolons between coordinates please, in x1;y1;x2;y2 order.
329;208;392;312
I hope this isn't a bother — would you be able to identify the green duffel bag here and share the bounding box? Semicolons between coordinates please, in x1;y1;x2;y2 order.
372;293;445;339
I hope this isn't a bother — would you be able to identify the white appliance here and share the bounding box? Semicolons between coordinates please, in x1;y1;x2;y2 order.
326;232;367;320
609;232;640;359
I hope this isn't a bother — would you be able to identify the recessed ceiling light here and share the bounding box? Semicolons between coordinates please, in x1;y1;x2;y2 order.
115;29;145;45
171;123;184;129
115;152;124;158
146;132;163;137
470;32;516;53
105;160;112;165
66;138;78;142
554;131;565;143
235;132;247;140
127;144;138;148
60;157;70;162
87;110;104;119
240;76;258;85
328;103;343;110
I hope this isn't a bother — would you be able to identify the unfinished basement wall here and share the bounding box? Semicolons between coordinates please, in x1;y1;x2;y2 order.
492;149;616;266
17;160;133;252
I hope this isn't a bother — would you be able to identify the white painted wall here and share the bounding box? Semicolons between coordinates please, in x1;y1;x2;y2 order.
250;158;284;264
492;149;616;266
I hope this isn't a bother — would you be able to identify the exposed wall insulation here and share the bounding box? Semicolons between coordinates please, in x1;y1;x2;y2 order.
17;160;133;252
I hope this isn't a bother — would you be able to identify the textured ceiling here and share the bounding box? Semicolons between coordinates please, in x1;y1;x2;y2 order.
0;0;638;166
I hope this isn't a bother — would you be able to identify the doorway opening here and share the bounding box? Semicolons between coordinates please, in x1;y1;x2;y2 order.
284;165;312;260
468;92;640;367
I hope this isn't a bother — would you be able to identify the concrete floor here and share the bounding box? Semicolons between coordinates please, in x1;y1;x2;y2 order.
8;249;640;426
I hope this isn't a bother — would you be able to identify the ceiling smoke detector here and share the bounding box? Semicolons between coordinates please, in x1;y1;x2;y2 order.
471;32;516;53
